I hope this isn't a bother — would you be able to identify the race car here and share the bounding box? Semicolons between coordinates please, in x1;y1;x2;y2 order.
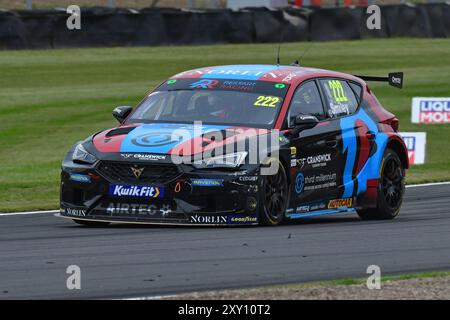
58;64;408;226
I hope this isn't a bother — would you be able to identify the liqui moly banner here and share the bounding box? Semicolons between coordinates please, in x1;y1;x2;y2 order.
399;132;427;165
411;97;450;124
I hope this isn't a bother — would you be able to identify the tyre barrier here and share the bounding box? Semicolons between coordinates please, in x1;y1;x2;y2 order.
0;4;448;50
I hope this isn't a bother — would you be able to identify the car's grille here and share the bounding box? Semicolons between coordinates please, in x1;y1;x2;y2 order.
97;161;181;184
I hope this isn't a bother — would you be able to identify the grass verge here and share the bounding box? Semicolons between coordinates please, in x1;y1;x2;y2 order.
166;270;450;300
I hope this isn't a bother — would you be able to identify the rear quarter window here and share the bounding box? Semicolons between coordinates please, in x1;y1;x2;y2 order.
319;79;359;118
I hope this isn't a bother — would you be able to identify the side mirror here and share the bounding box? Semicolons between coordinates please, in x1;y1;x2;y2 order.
113;106;133;123
293;114;319;130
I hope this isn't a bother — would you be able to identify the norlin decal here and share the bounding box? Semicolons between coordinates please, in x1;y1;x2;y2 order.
65;208;86;216
189;215;227;224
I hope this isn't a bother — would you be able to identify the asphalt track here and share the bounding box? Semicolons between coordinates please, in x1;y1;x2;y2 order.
1;183;450;299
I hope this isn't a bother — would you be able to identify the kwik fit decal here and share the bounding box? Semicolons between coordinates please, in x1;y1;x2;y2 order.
109;184;164;198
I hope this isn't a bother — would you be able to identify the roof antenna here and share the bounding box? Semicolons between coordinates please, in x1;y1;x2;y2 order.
276;27;286;67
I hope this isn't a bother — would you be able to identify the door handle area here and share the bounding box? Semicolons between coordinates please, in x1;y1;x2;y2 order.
366;131;376;141
325;139;337;148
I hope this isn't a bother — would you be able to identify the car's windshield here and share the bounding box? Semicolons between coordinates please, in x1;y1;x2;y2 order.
127;78;290;128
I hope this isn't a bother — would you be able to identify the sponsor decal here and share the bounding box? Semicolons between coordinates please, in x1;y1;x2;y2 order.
306;153;331;168
291;159;297;167
310;202;327;211
295;172;305;194
399;132;426;165
109;184;164;198
202;65;276;80
106;203;172;216
219;80;256;91
411;97;450;124
69;173;91;183
190;79;220;89
328;198;353;209
190;179;224;187
120;153;166;161
131;132;183;148
296;153;331;169
295;201;327;214
286;208;294;214
228;216;258;224
189;215;227;224
391;75;401;86
304;172;337;191
65;208;86;217
329;103;350;118
296;158;306;169
290;146;297;155
120;122;231;154
238;176;258;182
166;79;177;85
296;205;310;214
228;170;249;176
282;73;297;82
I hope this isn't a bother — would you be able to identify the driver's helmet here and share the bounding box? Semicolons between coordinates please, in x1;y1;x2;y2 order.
207;94;226;110
207;93;227;119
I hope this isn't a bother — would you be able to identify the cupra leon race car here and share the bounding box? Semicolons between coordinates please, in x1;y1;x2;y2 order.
58;64;408;226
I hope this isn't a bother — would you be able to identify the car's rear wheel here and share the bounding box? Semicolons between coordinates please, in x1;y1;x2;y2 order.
73;219;110;227
357;148;405;220
259;161;289;226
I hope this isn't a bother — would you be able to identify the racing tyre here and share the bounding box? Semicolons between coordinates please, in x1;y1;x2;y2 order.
73;219;110;227
357;148;405;220
259;161;288;226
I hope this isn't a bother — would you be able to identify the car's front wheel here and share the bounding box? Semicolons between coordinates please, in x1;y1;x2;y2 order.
357;148;405;220
73;219;110;227
259;161;289;226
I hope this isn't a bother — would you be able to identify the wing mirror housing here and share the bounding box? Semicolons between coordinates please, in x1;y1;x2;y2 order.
293;114;319;130
113;106;133;123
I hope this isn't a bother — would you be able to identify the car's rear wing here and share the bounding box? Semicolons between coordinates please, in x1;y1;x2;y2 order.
353;72;403;89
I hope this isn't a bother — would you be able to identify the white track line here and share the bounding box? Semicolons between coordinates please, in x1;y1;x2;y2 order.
123;294;178;300
0;210;58;216
1;181;450;217
406;181;450;188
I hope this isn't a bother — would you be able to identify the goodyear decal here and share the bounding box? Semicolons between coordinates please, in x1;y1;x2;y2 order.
228;216;258;224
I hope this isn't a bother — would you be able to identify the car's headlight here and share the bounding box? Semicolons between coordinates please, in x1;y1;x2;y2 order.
72;143;97;164
193;152;247;169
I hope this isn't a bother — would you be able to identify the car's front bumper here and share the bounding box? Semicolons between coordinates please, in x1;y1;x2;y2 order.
60;159;261;226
